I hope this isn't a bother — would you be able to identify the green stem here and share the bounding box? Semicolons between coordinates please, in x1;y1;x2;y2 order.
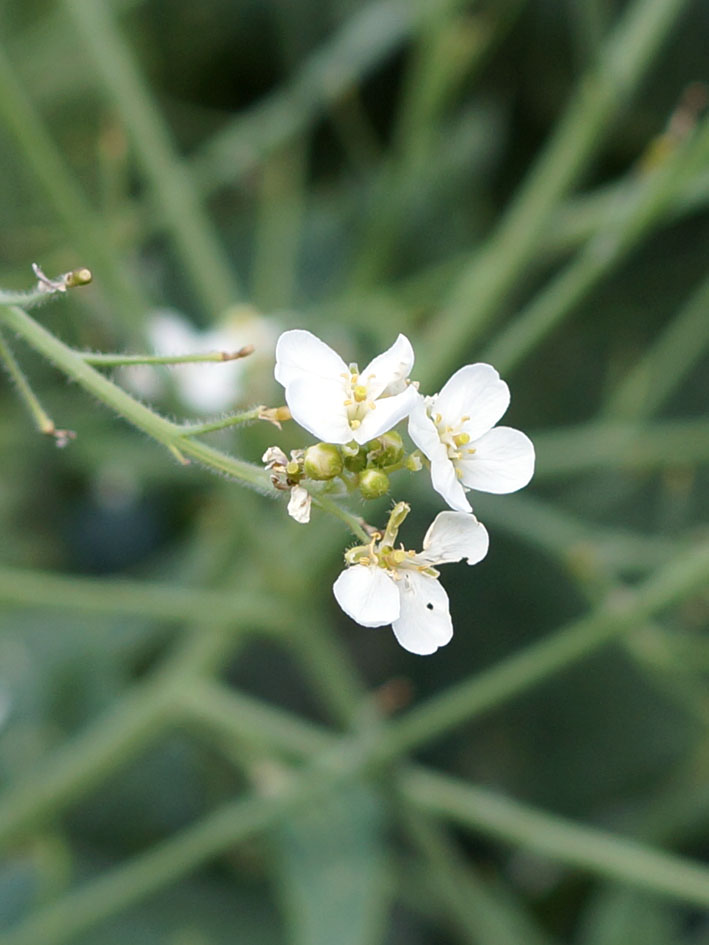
0;566;287;627
532;418;709;479
483;116;709;375
62;0;241;315
402;767;709;910
178;408;263;437
0;305;267;489
375;536;709;760
82;350;253;367
605;267;709;420
418;0;690;387
0;328;58;435
0;47;150;333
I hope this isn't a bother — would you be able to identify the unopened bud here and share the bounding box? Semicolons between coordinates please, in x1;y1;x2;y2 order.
359;469;389;500
344;447;367;473
367;431;404;467
304;443;343;480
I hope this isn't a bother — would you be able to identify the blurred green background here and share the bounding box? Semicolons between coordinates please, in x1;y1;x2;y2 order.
1;0;709;942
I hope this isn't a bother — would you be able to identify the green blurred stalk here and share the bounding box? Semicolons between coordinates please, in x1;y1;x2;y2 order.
401;767;709;910
61;0;241;316
0;44;150;332
0;304;267;487
483;116;709;374
418;0;691;387
2;535;709;943
604;267;709;420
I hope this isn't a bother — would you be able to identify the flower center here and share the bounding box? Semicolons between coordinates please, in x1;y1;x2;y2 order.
432;411;476;467
341;368;377;428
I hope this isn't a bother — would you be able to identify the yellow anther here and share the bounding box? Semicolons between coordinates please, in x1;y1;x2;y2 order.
285;461;300;476
353;385;368;403
453;433;470;446
343;398;353;406
466;447;476;455
351;419;361;429
434;413;443;424
456;468;463;479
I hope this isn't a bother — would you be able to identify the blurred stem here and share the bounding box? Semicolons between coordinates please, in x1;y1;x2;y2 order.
400;807;559;945
0;566;287;627
0;613;274;854
532;417;709;479
190;0;463;197
375;535;709;759
604;267;709;420
0;46;150;333
483;116;709;374
0;304;267;488
0;328;61;437
418;0;691;387
61;0;241;315
178;408;264;437
401;767;709;910
250;142;307;311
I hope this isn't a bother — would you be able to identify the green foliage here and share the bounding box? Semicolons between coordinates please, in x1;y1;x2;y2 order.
1;0;709;943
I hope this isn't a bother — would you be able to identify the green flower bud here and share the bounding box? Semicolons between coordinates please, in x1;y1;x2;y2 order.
359;468;390;500
303;443;343;480
344;447;367;473
367;431;404;467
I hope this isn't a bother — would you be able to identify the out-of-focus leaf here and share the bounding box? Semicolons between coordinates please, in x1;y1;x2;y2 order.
274;779;389;945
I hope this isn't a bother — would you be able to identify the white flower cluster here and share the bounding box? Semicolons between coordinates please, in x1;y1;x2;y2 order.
269;330;535;656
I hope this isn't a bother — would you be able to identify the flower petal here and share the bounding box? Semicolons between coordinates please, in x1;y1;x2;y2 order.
436;364;510;441
287;485;311;524
354;384;420;444
360;334;415;398
458;426;535;494
333;566;400;628
392;571;452;655
275;329;348;387
419;511;489;565
284;378;353;443
408;401;471;512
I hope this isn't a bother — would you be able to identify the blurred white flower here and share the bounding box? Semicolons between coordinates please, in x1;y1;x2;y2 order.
274;329;419;444
125;306;278;413
333;511;489;655
408;364;535;513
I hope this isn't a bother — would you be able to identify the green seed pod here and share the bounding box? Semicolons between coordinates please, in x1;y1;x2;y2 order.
359;468;390;500
367;431;404;467
303;443;343;480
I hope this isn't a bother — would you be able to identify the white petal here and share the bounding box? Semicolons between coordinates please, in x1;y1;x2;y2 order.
430;455;472;513
275;330;348;387
458;426;535;494
333;566;400;628
360;334;415;398
408;402;471;512
392;572;452;655
147;311;198;355
353;384;420;444
284;378;353;443
419;511;489;566
436;364;510;441
407;397;442;458
287;485;311;524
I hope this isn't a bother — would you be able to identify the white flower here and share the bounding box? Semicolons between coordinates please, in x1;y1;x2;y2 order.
124;307;278;413
274;329;419;445
333;511;489;655
408;364;535;513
